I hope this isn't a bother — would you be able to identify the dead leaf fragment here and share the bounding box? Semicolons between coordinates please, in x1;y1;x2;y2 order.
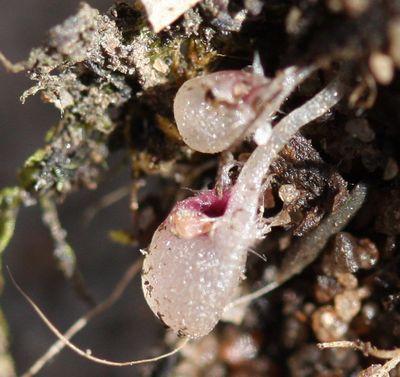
140;0;201;32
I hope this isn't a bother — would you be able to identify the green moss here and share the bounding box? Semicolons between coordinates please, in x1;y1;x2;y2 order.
18;149;47;191
0;187;22;287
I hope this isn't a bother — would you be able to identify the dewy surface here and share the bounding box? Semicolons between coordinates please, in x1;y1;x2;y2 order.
174;71;270;153
142;190;246;339
143;67;348;339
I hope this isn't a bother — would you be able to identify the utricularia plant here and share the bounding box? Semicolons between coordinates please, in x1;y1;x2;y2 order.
142;64;350;339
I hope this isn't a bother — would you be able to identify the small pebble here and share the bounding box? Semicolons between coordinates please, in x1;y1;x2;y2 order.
312;305;348;342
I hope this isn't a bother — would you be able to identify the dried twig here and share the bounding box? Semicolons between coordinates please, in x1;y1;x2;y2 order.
39;197;95;307
0;52;26;73
83;185;131;225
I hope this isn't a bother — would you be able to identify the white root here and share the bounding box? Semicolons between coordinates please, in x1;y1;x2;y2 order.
21;260;142;376
8;269;188;369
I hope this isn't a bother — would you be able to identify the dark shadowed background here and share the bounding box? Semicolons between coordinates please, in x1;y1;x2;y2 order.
0;1;162;376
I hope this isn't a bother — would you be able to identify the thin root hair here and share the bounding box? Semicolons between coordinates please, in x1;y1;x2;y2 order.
7;268;188;369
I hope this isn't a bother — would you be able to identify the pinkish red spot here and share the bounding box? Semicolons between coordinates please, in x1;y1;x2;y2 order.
168;190;231;239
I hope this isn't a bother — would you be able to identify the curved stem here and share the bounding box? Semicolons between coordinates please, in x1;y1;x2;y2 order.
216;70;348;262
230;73;346;218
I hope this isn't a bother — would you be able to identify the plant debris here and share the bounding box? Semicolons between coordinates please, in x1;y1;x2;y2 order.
139;0;202;32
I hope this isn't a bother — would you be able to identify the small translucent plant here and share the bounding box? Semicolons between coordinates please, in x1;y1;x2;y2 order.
142;64;349;339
